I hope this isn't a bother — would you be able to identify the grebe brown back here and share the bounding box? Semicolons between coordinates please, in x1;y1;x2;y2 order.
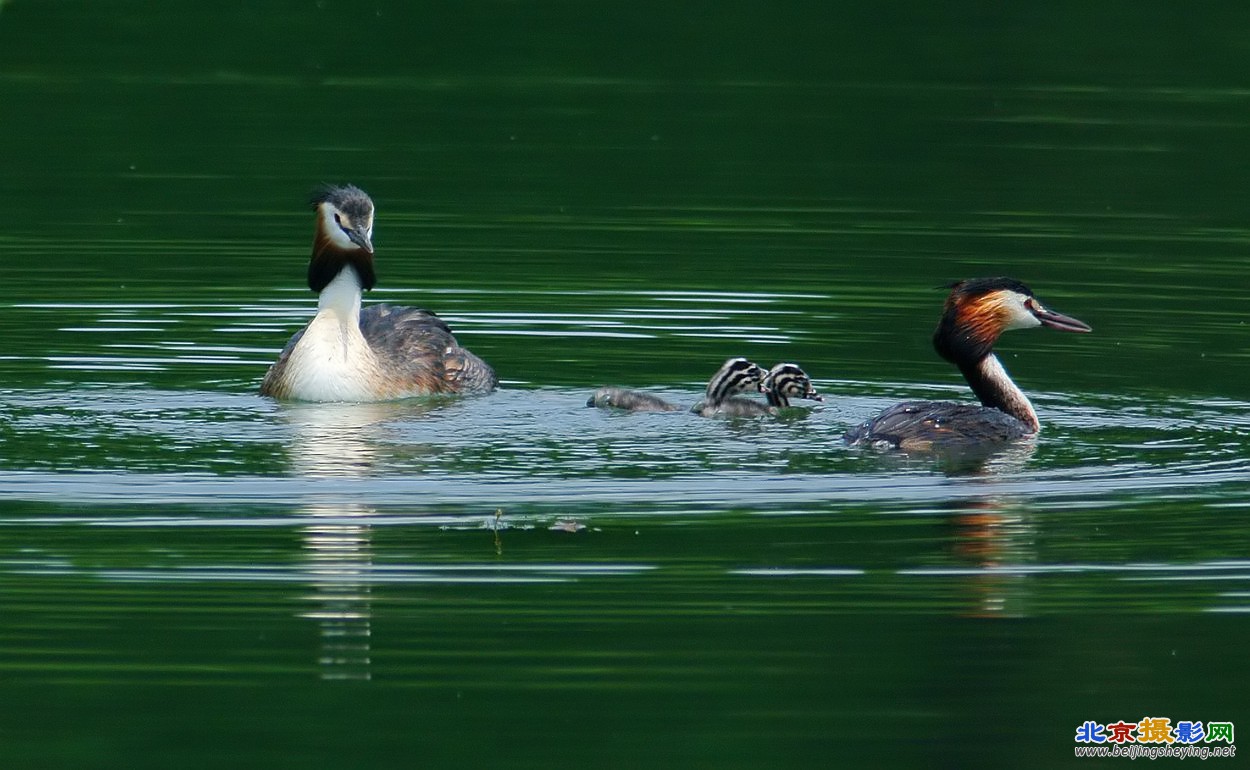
259;185;497;402
844;277;1091;450
715;363;824;417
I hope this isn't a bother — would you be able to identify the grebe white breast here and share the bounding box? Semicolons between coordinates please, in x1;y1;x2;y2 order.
259;185;497;402
844;277;1091;450
715;363;824;417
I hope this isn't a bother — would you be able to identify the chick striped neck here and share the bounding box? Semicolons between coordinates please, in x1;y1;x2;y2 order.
705;359;766;406
764;364;820;408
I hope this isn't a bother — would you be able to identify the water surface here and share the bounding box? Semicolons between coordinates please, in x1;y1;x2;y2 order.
2;2;1249;768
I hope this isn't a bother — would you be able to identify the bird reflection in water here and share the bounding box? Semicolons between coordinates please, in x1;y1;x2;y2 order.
947;498;1036;619
300;502;374;681
281;400;439;681
943;442;1040;619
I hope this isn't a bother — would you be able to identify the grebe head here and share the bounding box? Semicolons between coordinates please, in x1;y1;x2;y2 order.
933;277;1091;364
765;363;823;407
308;184;377;293
705;357;769;404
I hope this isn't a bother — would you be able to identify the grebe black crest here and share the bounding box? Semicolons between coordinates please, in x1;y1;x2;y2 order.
259;184;498;402
588;357;769;416
844;277;1090;450
715;363;824;417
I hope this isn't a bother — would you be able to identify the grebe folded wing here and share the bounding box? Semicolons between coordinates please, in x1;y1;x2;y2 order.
843;401;1030;450
359;304;497;395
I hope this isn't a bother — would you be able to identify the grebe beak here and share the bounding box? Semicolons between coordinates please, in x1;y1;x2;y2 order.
808;392;825;402
346;228;374;255
1029;301;1092;333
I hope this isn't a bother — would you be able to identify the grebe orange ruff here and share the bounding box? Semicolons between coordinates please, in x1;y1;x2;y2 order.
844;277;1091;450
259;185;497;402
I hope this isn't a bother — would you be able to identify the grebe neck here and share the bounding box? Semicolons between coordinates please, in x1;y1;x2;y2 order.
959;353;1039;433
704;358;764;405
317;266;364;322
276;265;382;402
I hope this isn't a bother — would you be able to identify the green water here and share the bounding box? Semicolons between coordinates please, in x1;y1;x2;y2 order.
2;2;1249;768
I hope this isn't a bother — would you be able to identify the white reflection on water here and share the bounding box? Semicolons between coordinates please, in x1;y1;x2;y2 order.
298;504;374;681
274;401;655;680
283;402;396;682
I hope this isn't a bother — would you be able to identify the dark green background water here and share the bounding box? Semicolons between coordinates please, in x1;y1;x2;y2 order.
1;2;1248;768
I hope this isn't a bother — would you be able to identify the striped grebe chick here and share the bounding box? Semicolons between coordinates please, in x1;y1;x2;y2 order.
690;357;770;417
259;185;498;402
588;357;767;414
716;362;824;417
844;277;1090;450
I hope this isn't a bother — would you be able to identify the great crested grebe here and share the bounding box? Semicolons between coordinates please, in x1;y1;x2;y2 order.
259;185;498;402
844;277;1091;450
714;363;824;417
588;357;768;416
